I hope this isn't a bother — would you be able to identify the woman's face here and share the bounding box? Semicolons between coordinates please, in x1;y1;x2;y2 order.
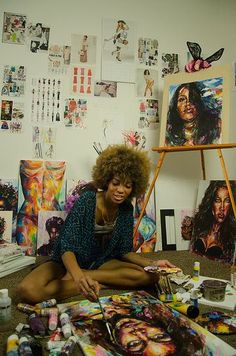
212;186;231;224
115;318;175;355
106;177;132;205
177;87;197;122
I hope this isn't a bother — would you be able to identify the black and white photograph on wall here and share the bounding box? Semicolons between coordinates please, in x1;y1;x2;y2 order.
2;12;27;45
161;53;179;77
102;18;136;82
26;22;50;53
137;37;158;66
71;34;97;65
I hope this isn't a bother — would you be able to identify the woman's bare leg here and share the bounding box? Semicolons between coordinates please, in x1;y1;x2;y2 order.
16;261;80;304
16;259;155;304
88;259;154;288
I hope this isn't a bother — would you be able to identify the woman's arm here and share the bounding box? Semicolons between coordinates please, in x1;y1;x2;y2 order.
121;251;176;268
62;251;100;300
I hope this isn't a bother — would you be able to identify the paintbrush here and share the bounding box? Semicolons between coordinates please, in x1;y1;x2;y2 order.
97;297;115;343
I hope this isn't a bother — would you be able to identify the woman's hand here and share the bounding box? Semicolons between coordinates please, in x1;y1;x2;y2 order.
151;259;177;268
74;274;100;302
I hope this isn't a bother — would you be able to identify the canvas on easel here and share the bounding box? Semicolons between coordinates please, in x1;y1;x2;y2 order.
159;65;230;147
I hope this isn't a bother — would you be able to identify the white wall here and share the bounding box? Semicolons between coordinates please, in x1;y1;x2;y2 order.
1;0;236;246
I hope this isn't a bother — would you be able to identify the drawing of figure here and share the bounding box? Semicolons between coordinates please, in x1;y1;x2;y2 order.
165;82;221;146
105;20;129;62
80;35;88;63
144;69;154;97
190;181;236;264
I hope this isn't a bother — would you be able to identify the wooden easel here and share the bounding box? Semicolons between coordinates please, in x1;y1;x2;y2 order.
133;143;236;238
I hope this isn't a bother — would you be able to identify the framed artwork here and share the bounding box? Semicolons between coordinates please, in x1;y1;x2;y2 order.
175;208;195;251
160;209;176;251
159;65;230;147
0;211;13;243
57;291;236;355
190;180;236;265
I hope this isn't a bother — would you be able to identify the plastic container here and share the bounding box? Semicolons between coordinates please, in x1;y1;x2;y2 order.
192;261;200;281
0;288;11;331
202;279;227;301
19;336;33;356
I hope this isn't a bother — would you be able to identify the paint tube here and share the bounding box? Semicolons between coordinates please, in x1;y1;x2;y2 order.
35;298;57;309
19;336;33;356
28;313;46;336
61;336;77;356
60;313;72;338
167;301;199;318
6;334;19;356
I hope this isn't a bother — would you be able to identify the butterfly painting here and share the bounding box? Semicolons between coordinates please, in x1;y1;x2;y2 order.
185;41;224;73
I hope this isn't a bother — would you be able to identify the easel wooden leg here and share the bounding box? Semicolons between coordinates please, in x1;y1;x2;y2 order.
200;149;206;180
133;151;166;238
217;148;236;219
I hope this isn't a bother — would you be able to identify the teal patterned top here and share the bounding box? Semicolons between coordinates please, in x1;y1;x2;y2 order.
52;190;134;269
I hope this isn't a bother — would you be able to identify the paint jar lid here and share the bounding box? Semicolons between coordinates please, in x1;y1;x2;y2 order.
0;289;8;298
194;261;200;268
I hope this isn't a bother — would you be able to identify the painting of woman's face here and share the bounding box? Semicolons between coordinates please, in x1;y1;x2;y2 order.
115;317;176;355
177;87;198;122
212;186;231;224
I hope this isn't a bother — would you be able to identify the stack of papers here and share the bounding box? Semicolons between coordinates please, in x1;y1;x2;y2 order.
0;242;36;278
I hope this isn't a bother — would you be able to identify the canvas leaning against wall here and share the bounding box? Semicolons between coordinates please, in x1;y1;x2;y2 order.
159;65;231;147
190;180;236;265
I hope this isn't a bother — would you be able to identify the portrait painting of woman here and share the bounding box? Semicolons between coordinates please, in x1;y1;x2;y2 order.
190;180;236;264
159;65;230;147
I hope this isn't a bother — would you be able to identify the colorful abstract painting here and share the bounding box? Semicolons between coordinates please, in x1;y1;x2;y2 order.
133;190;156;252
57;291;236;355
17;160;66;254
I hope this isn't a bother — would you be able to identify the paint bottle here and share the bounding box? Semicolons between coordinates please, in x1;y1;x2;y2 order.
28;313;46;336
35;298;57;309
48;308;58;331
60;312;72;338
231;265;236;289
190;289;199;308
17;303;36;314
158;293;178;302
61;336;77;356
46;340;65;351
167;301;199;318
0;288;11;331
6;334;19;356
39;307;58;316
193;261;200;281
19;336;33;356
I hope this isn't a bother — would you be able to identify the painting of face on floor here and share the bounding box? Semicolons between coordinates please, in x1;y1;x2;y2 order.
57;291;236;355
190;180;236;265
